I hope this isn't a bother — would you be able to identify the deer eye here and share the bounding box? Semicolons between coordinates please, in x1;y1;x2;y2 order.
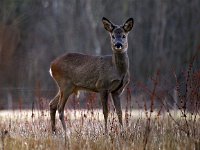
112;35;115;39
122;35;126;38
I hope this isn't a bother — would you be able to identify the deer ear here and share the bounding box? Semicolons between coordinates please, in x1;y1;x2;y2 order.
123;18;134;32
102;17;115;32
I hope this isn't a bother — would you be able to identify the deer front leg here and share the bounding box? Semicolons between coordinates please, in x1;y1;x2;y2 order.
49;92;60;133
111;92;123;126
100;91;109;133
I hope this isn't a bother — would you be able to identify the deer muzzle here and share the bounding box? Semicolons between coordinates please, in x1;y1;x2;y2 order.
114;42;123;50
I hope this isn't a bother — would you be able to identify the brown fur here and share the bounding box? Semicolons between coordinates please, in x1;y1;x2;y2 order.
49;17;134;133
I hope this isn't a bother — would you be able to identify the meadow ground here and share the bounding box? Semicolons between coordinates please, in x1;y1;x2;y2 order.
0;109;199;150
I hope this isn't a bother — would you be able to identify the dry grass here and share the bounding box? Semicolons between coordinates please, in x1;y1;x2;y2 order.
0;109;199;150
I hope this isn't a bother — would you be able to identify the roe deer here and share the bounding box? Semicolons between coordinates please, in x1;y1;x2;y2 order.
49;17;134;133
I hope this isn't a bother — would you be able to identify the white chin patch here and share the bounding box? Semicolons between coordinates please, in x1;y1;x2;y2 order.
49;68;53;77
115;46;122;50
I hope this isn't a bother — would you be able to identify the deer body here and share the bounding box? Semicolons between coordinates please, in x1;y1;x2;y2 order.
49;17;134;132
51;52;129;93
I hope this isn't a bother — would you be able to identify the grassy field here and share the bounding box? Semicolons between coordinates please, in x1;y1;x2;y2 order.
0;109;199;150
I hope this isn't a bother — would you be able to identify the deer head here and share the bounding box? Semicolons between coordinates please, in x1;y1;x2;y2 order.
102;17;134;53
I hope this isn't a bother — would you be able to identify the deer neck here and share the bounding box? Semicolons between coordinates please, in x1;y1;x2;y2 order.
112;51;129;76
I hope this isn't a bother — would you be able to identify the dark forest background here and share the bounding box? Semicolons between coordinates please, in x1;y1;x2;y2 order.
0;0;199;109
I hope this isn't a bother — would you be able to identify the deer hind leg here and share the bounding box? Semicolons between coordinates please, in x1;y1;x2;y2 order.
100;91;109;133
111;92;123;126
57;82;74;131
49;92;60;132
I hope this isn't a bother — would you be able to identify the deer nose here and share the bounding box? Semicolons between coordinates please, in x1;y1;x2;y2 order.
114;43;123;49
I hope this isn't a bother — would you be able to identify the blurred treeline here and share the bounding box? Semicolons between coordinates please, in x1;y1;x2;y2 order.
0;0;200;108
